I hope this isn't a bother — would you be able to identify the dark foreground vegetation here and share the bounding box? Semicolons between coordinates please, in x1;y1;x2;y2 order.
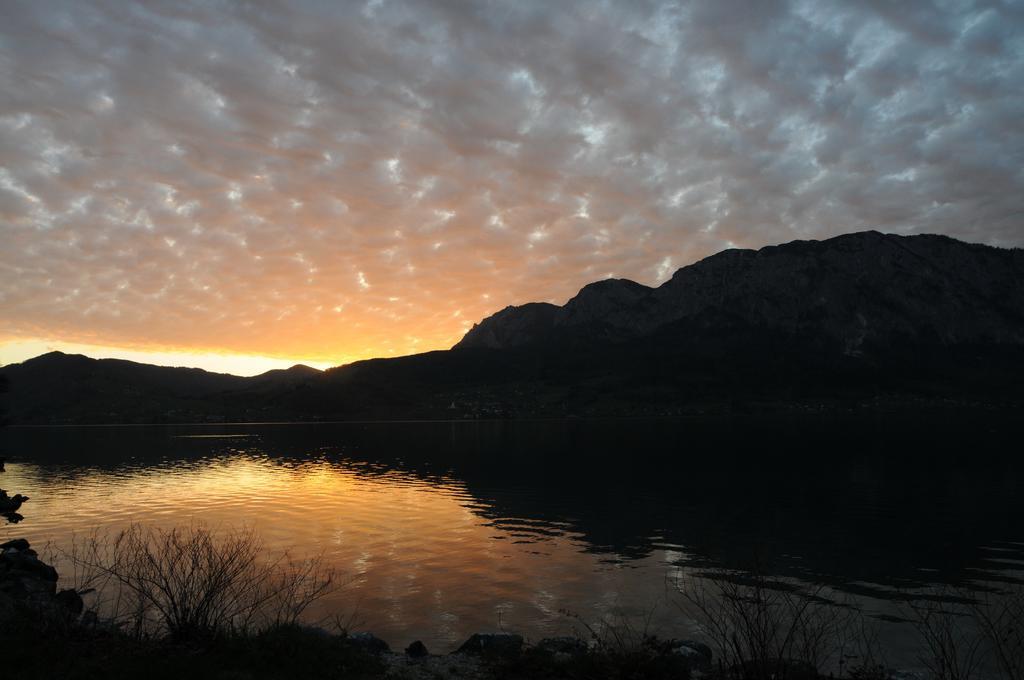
1;623;385;680
2;525;1023;680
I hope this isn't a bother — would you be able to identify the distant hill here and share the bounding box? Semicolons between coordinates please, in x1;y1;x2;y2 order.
3;231;1023;424
0;353;320;424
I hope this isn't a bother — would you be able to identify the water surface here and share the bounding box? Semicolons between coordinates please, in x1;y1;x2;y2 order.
2;416;1022;665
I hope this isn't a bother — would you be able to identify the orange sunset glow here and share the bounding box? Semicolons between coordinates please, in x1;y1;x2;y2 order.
2;2;1022;374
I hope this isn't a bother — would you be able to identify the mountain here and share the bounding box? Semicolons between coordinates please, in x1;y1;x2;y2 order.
456;231;1024;352
456;302;560;349
2;231;1022;424
0;352;320;424
249;364;322;386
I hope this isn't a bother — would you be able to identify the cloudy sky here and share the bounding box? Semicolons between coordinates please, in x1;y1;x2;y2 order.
1;0;1022;374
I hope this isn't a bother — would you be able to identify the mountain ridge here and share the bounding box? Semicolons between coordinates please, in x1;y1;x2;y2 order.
455;230;1024;351
3;230;1023;424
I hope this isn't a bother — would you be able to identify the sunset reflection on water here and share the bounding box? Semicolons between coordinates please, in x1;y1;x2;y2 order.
2;445;691;650
2;417;1022;663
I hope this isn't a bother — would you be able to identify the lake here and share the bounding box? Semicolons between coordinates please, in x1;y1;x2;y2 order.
2;416;1022;669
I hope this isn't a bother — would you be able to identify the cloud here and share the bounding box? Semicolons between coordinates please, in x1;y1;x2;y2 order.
1;0;1022;363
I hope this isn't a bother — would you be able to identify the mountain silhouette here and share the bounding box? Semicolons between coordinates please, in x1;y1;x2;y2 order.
457;231;1024;351
2;231;1022;424
0;353;320;424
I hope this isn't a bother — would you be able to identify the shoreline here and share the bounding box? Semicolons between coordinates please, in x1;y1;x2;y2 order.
3;536;1007;680
4;399;1022;428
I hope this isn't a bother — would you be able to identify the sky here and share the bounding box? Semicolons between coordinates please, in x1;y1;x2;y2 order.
1;0;1022;375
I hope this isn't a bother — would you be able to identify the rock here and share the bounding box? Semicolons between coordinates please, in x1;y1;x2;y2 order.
668;639;712;670
55;589;84;616
1;573;57;601
455;633;524;658
382;649;486;679
730;658;818;680
675;640;711;659
888;671;927;680
291;624;333;638
0;538;29;552
405;640;429;658
535;636;589;657
1;550;59;582
0;494;29;513
0;538;62;613
347;631;391;654
534;636;590;665
0;591;14;625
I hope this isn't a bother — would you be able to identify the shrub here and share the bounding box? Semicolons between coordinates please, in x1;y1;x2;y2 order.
673;570;853;679
69;523;335;642
902;589;987;680
971;582;1024;680
903;582;1024;680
